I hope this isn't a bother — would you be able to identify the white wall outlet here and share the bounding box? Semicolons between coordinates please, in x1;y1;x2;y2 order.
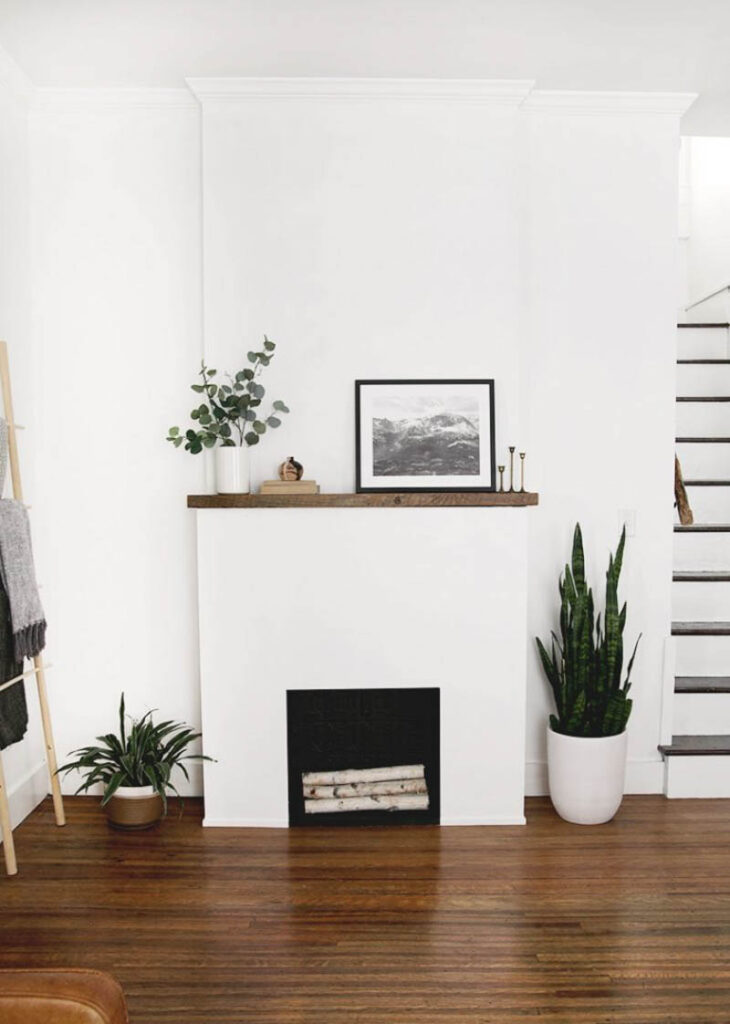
620;509;637;537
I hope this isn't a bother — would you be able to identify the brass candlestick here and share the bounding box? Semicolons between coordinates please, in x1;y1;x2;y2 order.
497;465;505;493
519;452;526;493
508;447;516;492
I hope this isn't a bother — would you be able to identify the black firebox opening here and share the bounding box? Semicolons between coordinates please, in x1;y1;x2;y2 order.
287;687;440;826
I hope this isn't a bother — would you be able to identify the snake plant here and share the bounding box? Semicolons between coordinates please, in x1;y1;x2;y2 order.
536;524;640;737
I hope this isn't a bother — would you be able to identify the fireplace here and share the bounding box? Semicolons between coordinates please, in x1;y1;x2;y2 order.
287;688;440;826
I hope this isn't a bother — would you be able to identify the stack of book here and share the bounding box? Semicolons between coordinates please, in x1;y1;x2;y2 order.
259;479;320;495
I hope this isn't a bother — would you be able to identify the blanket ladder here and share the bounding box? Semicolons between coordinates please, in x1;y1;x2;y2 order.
0;341;65;876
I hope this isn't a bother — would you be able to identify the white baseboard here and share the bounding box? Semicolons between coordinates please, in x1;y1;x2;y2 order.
440;815;526;826
204;816;289;828
525;758;665;797
0;761;48;841
204;813;526;827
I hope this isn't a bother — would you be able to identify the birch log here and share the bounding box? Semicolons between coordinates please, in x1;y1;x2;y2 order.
304;793;429;814
301;764;425;787
304;778;427;799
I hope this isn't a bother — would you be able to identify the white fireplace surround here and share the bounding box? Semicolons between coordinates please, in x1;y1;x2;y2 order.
197;507;529;826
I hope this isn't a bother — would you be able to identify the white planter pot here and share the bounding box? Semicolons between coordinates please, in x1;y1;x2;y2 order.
547;726;628;825
115;785;155;799
215;445;250;494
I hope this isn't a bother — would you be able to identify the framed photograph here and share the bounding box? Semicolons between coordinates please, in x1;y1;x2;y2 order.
355;379;496;493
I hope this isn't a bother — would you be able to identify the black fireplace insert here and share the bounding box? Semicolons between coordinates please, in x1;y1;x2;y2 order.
287;687;440;826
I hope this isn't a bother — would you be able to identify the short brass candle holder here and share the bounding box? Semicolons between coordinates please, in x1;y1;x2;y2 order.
497;465;505;493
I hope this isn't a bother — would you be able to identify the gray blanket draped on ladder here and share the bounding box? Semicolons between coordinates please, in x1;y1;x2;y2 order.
0;417;47;749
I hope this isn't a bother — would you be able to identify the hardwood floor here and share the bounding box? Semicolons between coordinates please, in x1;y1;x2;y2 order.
2;796;730;1022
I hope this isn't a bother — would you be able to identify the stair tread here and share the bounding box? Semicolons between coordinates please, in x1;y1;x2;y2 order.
675;524;730;532
677;323;730;328
675;676;730;693
684;480;730;486
677;359;730;364
677;396;730;402
676;436;730;442
672;621;730;635
673;570;730;581
659;734;730;755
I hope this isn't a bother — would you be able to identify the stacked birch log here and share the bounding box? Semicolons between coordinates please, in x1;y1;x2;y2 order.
303;764;429;814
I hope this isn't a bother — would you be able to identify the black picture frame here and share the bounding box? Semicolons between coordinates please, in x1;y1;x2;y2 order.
355;378;496;493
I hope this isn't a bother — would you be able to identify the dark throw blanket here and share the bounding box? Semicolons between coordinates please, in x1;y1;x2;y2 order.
0;571;26;750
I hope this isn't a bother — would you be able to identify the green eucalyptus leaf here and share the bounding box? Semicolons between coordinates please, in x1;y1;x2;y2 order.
247;351;257;363
244;431;260;446
168;426;180;437
253;420;266;434
267;416;281;428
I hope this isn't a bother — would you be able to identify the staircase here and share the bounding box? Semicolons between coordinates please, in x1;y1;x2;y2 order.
661;321;730;795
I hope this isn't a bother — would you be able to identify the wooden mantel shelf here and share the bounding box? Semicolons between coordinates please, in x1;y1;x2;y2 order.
188;491;539;509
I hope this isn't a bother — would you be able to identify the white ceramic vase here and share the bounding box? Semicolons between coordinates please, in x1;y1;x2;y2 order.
215;445;250;494
547;726;628;825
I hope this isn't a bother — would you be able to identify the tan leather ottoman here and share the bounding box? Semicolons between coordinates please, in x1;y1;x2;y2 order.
0;969;128;1024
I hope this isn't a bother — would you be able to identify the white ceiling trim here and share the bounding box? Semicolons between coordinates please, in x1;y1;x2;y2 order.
184;77;536;105
28;82;699;119
522;90;698;117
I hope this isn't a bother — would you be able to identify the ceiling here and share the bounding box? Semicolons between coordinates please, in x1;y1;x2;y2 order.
0;0;728;133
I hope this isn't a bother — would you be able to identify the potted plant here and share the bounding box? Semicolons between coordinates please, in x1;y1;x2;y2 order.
536;524;640;825
167;337;290;494
58;694;214;830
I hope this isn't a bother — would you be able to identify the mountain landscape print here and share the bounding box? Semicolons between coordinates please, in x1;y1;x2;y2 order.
372;395;480;476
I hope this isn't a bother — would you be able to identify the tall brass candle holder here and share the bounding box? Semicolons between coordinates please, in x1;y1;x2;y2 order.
519;452;526;493
508;446;516;492
497;465;505;493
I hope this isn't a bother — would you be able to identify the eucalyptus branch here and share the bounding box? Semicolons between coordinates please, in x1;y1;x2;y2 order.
167;337;290;454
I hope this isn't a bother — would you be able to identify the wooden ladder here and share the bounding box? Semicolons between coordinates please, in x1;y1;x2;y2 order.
0;341;65;875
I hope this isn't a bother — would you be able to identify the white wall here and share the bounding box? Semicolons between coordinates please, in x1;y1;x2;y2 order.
30;91;205;793
0;48;49;828
523;103;681;793
684;137;730;306
197;83;526;485
25;82;688;804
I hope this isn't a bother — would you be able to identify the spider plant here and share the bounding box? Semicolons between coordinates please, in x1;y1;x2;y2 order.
57;693;214;813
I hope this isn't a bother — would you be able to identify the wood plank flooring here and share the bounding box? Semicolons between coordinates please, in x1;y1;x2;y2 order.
2;795;730;1023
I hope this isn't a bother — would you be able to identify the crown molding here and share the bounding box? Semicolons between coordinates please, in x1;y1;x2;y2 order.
0;44;35;105
185;76;536;105
521;90;698;117
33;87;198;113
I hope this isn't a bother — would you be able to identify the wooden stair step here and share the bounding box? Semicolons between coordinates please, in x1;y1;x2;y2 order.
675;524;730;532
673;570;730;582
672;621;730;635
677;323;730;328
676;396;730;402
684;480;730;486
676;436;730;443
659;735;730;756
675;676;730;693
